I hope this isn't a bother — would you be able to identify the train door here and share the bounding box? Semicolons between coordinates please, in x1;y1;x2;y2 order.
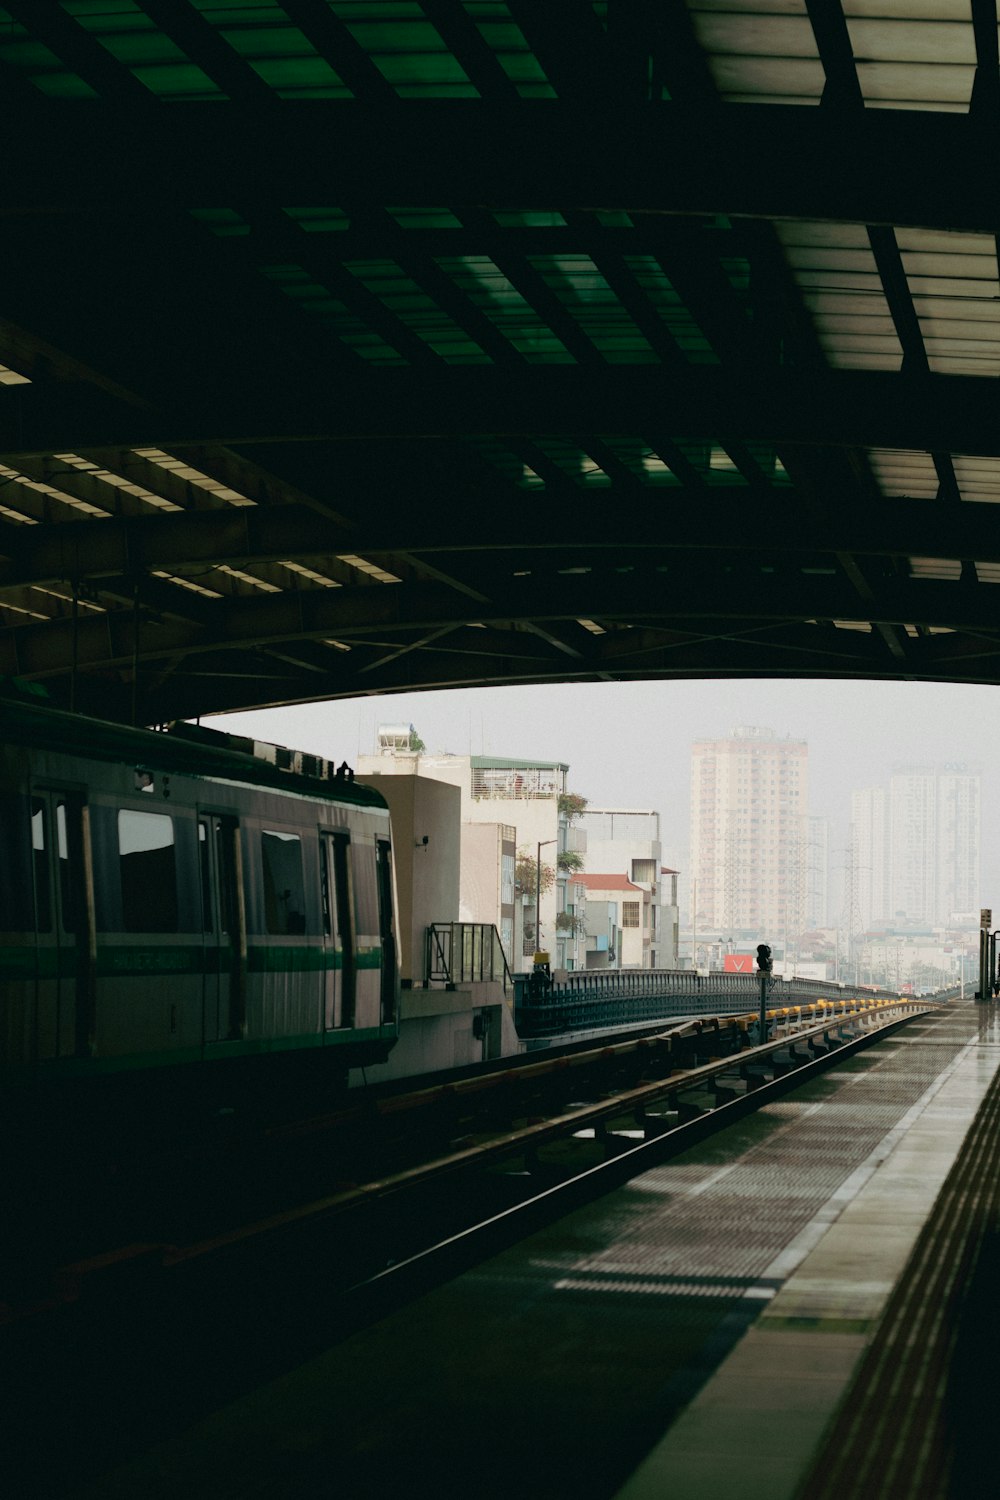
30;791;95;1058
198;814;247;1043
376;838;398;1026
321;831;355;1031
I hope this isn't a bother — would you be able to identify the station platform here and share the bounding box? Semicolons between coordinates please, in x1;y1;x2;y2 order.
75;997;1000;1500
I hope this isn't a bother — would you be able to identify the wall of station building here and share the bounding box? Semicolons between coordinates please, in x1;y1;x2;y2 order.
355;771;460;986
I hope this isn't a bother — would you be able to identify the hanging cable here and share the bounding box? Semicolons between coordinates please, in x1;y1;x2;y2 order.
70;578;79;714
131;579;140;727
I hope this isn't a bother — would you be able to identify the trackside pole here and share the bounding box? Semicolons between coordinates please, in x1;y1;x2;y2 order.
756;942;772;1040
978;909;991;1001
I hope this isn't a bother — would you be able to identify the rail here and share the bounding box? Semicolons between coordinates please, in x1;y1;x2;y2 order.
424;921;513;996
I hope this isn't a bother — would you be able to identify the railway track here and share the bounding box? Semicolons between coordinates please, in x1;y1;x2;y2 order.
1;995;937;1500
4;994;931;1328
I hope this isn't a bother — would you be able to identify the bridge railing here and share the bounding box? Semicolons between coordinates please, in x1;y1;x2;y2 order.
512;968;913;1037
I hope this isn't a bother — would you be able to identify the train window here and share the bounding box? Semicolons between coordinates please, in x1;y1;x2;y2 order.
55;803;76;933
198;821;212;931
216;822;237;936
320;834;333;937
261;830;306;935
352;840;378;936
31;799;52;932
118;809;178;933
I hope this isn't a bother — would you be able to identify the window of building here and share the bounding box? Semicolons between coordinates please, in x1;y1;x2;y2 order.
261;829;306;935
621;900;640;928
501;851;515;905
118;809;178;932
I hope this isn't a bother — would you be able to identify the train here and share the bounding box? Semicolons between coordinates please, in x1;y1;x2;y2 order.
0;684;400;1113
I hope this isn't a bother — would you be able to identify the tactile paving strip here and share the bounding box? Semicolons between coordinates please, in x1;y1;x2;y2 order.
796;1004;1000;1499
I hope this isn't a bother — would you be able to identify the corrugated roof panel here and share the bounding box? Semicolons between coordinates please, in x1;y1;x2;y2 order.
622;257;719;363
345;259;492;363
909;557;962;579
844;7;976;112
776;221;903;370
331;5;476;96
689;1;824;104
867;450;939;499
437;256;574;362
0;363;31;386
66;1;226;98
953;456;1000;504
527;255;657;364
466;6;555;96
897;228;1000;376
0;12;97;96
260;263;409;363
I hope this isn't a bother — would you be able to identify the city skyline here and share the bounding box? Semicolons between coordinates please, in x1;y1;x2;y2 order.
203;676;1000;915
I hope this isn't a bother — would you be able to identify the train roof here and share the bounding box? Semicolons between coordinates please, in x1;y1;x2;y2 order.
0;685;388;812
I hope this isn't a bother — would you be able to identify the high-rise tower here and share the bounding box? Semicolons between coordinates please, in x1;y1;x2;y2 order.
850;765;980;926
690;726;808;941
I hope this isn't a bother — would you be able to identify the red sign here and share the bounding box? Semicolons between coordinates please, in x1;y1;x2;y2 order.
724;954;755;973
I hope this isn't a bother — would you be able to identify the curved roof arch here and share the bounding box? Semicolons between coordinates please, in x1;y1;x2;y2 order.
3;2;1000;723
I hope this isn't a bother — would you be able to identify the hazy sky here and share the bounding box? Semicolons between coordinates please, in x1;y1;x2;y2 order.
203;678;1000;909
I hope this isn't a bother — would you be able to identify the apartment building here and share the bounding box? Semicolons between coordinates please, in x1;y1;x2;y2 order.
690;725;809;942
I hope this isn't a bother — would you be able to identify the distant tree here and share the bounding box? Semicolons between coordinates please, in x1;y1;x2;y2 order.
408;729;426;752
556;911;586;935
558;792;589;821
557;849;584;874
515;851;554;900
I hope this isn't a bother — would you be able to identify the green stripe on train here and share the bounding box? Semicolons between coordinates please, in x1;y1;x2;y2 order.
0;942;382;979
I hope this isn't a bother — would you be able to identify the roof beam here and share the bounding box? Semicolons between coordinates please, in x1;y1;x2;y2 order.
96;621;994;725
5;103;999;233
12;365;1000;459
971;0;1000;119
6;569;1000;682
806;0;864;108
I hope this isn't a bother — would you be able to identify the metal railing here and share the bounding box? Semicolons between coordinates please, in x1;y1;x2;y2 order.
512;967;923;1037
425;922;513;996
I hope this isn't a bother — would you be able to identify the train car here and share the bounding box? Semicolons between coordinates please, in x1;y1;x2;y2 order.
0;686;399;1115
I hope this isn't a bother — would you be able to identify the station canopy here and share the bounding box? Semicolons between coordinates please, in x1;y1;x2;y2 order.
4;2;1000;724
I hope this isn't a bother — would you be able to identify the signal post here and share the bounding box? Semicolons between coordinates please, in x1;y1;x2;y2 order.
756;942;772;1040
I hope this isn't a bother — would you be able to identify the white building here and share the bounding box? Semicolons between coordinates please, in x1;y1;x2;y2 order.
690;726;809;943
850;786;890;929
935;765;981;922
353;768;520;1079
357;733;570;971
806;815;830;929
577;807;679;968
575;873;647;968
850;765;980;927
